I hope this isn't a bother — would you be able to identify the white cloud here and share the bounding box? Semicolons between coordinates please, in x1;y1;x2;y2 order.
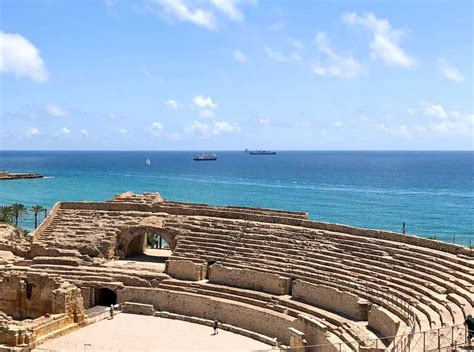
24;127;42;138
422;103;448;119
156;0;216;30
45;103;67;117
153;0;253;30
257;116;270;125
81;129;89;137
185;120;210;137
0;31;49;82
419;103;473;136
233;49;247;63
376;124;409;137
210;0;243;21
119;128;128;134
342;12;414;68
265;47;288;62
311;32;364;79
407;108;415;115
427;113;473;136
108;113;118;120
213;120;240;134
148;122;163;136
193;95;217;109
265;46;302;64
360;116;368;121
199;109;215;118
165;99;178;109
185;119;239;137
332;121;343;127
289;39;303;51
437;58;464;82
377;103;473;138
59;127;71;135
291;51;301;63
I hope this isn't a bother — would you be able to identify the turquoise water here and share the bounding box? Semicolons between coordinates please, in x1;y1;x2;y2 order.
0;151;472;246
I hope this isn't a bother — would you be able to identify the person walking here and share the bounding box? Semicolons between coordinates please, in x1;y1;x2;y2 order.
109;304;115;320
212;320;219;335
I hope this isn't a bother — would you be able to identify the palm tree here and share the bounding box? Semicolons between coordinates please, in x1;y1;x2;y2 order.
31;205;45;229
11;203;28;226
0;206;13;224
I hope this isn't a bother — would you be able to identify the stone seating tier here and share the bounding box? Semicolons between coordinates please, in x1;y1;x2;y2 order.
16;195;472;351
167;217;472;330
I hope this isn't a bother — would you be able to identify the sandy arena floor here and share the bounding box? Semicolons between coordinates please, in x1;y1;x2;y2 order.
36;313;272;351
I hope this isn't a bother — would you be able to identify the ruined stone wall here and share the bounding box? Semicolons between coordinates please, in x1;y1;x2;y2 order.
209;264;291;295
0;224;30;258
118;287;296;344
0;271;84;321
56;200;471;257
292;280;368;320
166;260;206;281
368;304;401;343
294;314;336;352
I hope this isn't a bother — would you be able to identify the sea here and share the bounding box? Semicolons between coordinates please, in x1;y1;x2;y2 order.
0;151;472;247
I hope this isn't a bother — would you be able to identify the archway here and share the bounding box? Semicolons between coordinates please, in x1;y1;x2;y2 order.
125;232;146;257
95;288;117;306
115;217;177;261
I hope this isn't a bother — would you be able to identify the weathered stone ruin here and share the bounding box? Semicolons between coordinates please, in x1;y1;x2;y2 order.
0;192;472;351
0;270;84;348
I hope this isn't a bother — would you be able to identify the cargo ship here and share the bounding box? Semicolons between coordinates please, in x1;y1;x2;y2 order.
193;153;217;161
247;150;276;155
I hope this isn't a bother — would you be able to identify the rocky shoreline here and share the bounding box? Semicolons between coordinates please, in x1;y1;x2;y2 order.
0;171;44;180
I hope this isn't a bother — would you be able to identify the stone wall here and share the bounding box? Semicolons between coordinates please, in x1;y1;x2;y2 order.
118;287;296;344
294;314;336;352
368;304;401;344
0;271;84;348
56;200;472;257
166;259;206;281
0;271;84;322
292;280;368;320
209;264;291;295
122;302;155;315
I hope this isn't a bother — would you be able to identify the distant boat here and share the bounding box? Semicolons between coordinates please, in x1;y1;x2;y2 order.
248;150;276;155
145;158;151;166
193;153;217;161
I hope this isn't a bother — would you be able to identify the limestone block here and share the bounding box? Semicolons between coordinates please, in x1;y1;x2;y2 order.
367;304;401;343
122;302;155;315
292;280;368;320
166;260;206;281
209;264;291;295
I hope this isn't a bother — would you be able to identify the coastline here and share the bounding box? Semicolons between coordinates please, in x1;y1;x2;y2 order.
0;171;44;180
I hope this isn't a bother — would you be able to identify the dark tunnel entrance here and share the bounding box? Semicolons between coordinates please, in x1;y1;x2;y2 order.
95;288;117;306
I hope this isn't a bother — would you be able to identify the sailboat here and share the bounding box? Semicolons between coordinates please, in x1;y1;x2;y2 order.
145;158;151;166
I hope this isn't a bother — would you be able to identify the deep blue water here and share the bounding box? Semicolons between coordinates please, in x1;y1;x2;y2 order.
0;151;472;246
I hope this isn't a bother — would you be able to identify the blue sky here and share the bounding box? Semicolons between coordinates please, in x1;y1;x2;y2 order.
0;0;472;150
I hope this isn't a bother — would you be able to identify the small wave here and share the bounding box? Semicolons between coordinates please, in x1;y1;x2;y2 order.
43;176;55;179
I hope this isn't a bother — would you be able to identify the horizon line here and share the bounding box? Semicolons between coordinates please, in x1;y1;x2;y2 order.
0;149;473;152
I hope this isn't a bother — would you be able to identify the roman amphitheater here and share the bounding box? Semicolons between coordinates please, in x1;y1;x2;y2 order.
0;192;472;351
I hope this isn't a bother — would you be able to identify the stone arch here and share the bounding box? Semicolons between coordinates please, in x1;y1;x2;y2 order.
115;216;176;259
